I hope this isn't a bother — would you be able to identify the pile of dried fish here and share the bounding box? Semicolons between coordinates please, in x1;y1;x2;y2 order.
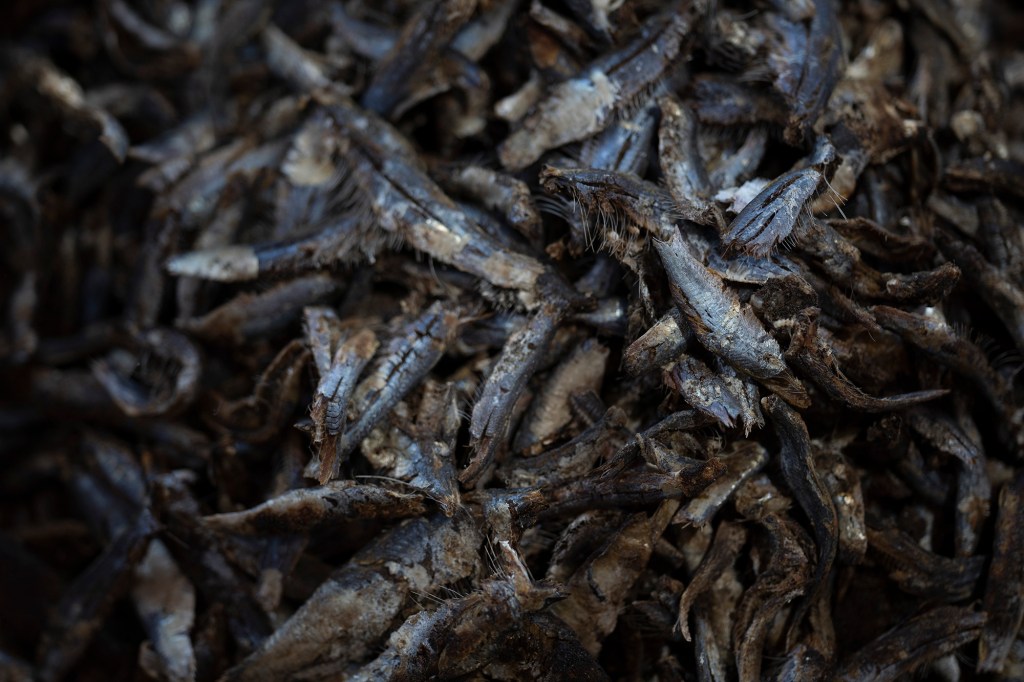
3;0;1024;679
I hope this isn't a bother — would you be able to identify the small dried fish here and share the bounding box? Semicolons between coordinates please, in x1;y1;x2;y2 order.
623;310;692;376
167;217;370;283
658;96;724;229
676;521;747;641
132;540;196;682
499;2;698;170
665;355;745;429
8;54;129;164
907;406;991;557
262;24;345;94
580;98;660;176
433;163;543;246
978;472;1024;673
812;437;866;565
36;512;156;682
873;305;1024;451
513;337;609;453
785;309;948;412
204;482;427;535
221;514;482;681
552;510;657;655
346;579;531;681
335;303;461;468
692;75;789;127
767;0;845;145
937;230;1024;354
464;301;567;487
945;157;1024;202
499;407;628;488
380;381;463;515
722;168;821;258
867;526;985;601
180;275;341;344
836;606;986;681
764;395;837;642
361;0;478;118
732;511;812;682
92;328;202;418
332;100;561;300
673;441;768;528
539;166;809;406
156;478;274;655
532;456;725;521
308;326;378;483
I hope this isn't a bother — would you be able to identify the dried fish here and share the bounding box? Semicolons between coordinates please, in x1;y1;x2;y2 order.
532;456;725;521
221;514;481;681
906;406;991;556
4;1;1023;679
8;54;129;164
167;217;369;283
433;163;543;246
873;304;1024;451
132;540;196;682
580;98;660;176
978;472;1024;673
308;324;378;483
513;338;609;452
623;310;691;376
337;302;460;468
658;96;724;230
732;511;812;682
867;525;984;601
836;606;986;681
361;0;477;118
665;355;745;429
674;441;768;528
36;512;156;682
464;301;567;487
320;99;558;301
723;168;821;258
380;381;463;515
812;437;866;565
945;157;1024;202
499;3;698;170
156;478;274;655
692;75;789;127
785;309;948;412
764;395;837;642
346;580;526;681
539;166;809;406
676;521;747;641
552;511;657;655
938;229;1024;353
690;561;741;682
180;275;341;344
204;482;427;535
262;24;346;94
499;407;628;488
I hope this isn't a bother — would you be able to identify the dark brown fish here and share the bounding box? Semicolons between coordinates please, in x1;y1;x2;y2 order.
978;472;1024;673
36;512;157;682
836;606;985;681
